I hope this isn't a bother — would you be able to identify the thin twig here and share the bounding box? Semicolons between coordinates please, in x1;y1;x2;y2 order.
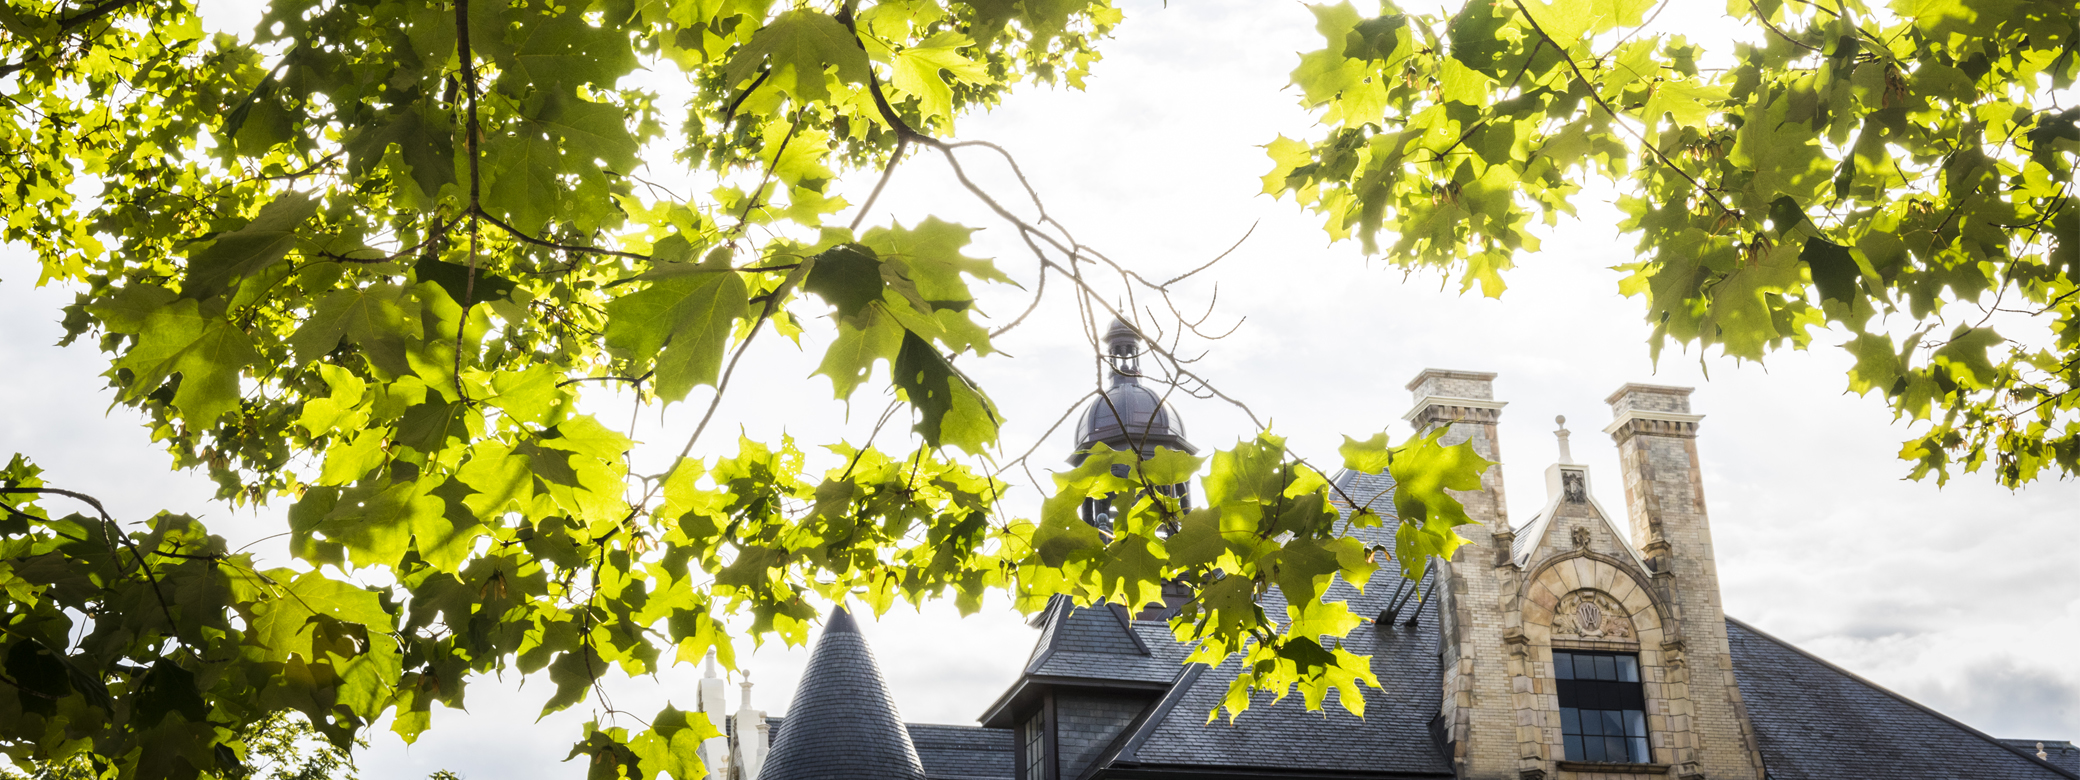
849;136;910;232
1508;0;1737;218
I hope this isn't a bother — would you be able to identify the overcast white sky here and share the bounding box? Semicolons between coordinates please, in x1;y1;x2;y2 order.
2;1;2075;777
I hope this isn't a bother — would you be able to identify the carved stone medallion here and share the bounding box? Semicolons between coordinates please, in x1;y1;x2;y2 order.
1550;590;1634;640
1570;526;1591;549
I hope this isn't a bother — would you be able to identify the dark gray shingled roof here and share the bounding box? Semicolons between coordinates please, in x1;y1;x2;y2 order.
1092;571;1451;778
760;608;928;780
907;724;1016;780
1022;600;1176;685
2002;741;2080;775
1058;468;1451;779
1726;618;2080;780
766;719;1014;780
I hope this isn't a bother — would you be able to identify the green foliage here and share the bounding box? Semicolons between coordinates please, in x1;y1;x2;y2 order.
0;0;1484;774
1271;0;2078;486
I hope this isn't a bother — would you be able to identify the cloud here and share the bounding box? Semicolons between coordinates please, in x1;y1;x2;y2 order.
1917;658;2080;740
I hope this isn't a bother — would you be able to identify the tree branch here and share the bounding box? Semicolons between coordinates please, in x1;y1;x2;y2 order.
1507;0;1737;218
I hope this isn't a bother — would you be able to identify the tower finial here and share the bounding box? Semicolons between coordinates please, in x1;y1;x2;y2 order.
1103;318;1140;383
1555;415;1574;464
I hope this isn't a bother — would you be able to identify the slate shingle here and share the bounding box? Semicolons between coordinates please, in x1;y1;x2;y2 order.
1727;618;2080;780
760;609;927;780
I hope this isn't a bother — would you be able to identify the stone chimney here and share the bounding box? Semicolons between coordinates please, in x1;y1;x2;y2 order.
697;654;732;780
1402;369;1514;779
1603;384;1764;779
1603;385;1706;574
733;672;768;780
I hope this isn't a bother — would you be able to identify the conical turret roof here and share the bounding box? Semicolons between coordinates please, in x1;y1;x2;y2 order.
760;608;926;780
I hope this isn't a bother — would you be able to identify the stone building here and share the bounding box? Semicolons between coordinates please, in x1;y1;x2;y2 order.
711;324;2079;780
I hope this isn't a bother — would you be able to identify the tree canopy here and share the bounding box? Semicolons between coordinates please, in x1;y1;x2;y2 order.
1270;0;2077;486
0;0;2071;778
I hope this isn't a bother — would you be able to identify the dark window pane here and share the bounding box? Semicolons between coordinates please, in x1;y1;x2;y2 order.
1555;654;1650;764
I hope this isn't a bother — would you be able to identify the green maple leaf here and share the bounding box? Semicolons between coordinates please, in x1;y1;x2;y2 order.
628;706;721;780
890;32;994;125
113;299;259;427
1386;428;1489;577
1337;432;1393;475
182;192;319;301
252;570;393;659
320;479;438;569
482;127;566;235
892;331;1000;454
1640;75;1730;145
723;10;871;105
343;107;457;200
290;285;415;377
604;251;751;404
813;304;906;400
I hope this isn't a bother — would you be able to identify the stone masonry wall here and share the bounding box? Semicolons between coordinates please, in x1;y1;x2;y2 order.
1407;369;1516;780
1606;386;1763;780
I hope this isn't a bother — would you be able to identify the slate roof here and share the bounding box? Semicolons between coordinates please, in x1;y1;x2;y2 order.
1039;468;1452;779
1022;599;1175;685
1725;618;2080;780
2002;741;2080;775
1091;573;1452;779
759;608;927;780
907;724;1017;780
753;462;2080;780
766;718;1015;780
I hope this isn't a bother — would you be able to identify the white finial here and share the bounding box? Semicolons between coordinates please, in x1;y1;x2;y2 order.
703;650;719;678
2040;742;2050;760
1555;415;1574;464
740;670;754;710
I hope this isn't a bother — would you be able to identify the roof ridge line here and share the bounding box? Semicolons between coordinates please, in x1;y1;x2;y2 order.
1107;603;1153;655
1727;616;2080;780
1106;665;1206;769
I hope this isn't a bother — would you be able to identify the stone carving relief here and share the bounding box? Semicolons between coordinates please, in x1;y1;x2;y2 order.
1562;471;1587;503
1550;590;1634;640
1570;526;1591;549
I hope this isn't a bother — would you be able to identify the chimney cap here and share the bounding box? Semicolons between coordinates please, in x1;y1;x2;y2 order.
1404;368;1498;393
1602;383;1694;404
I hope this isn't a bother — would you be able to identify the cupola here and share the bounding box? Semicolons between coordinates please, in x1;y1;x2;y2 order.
1070;318;1195;464
1068;318;1197;535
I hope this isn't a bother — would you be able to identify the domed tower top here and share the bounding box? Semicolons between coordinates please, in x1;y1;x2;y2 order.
1070;318;1195;465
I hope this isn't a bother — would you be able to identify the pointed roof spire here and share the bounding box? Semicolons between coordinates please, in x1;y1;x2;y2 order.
760;606;926;780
